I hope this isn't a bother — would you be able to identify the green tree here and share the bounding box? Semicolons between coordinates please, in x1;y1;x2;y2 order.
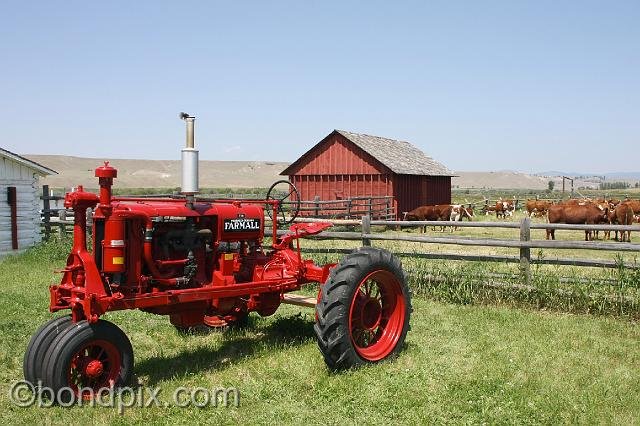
547;180;555;192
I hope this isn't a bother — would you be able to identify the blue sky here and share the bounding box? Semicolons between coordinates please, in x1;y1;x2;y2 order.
1;1;638;173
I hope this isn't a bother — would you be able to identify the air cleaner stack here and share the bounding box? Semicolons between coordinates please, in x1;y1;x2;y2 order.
179;112;198;205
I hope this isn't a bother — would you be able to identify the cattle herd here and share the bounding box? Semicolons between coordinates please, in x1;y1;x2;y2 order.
404;198;640;242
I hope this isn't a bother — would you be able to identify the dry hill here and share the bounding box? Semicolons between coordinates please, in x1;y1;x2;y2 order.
26;155;598;191
26;155;289;189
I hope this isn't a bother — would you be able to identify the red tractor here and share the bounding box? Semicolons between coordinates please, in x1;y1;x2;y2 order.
24;114;411;401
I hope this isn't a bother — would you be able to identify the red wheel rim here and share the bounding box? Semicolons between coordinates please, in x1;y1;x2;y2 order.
67;339;121;398
348;269;406;361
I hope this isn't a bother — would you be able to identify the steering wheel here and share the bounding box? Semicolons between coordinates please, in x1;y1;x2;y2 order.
266;180;301;225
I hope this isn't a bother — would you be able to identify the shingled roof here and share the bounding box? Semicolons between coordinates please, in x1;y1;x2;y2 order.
281;130;453;176
336;130;453;176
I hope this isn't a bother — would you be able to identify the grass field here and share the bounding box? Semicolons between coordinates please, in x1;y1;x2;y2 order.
0;238;639;424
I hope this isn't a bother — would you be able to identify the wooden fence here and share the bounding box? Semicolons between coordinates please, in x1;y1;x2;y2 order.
294;195;394;220
266;216;640;281
40;186;640;279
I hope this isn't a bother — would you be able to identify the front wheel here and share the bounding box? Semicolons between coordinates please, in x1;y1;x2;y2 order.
314;247;412;370
23;316;73;387
42;320;133;402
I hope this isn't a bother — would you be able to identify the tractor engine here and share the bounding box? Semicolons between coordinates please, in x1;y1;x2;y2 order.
101;199;271;327
58;164;279;329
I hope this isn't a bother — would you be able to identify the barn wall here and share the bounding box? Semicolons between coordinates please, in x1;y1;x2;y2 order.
394;175;428;215
286;133;389;176
425;176;452;205
394;175;452;215
0;157;43;256
291;174;393;201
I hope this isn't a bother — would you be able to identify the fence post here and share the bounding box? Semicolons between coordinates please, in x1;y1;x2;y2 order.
58;209;66;239
313;196;320;217
42;185;51;240
519;217;531;284
367;197;373;219
362;214;371;247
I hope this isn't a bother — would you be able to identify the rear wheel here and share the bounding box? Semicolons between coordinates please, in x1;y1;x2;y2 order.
314;247;411;370
23;316;73;387
42;320;133;402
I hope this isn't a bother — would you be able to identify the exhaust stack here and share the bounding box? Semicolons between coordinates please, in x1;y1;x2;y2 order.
179;112;199;197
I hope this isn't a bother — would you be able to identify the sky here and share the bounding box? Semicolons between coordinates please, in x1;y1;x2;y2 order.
0;1;638;173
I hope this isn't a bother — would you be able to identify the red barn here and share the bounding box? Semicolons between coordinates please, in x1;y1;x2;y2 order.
280;130;453;218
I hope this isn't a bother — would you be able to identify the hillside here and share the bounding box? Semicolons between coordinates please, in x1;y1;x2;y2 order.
452;171;609;190
452;171;549;190
26;155;289;189
24;155;622;191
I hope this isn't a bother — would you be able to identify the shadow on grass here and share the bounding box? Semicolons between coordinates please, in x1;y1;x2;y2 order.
134;313;315;385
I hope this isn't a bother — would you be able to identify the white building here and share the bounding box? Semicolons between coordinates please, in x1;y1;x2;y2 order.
1;148;57;256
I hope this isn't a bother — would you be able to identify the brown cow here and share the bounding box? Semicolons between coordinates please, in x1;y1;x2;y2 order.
546;204;608;241
404;204;452;232
495;200;514;219
623;199;640;213
525;200;551;217
525;200;536;217
481;204;496;215
560;198;592;206
610;203;635;242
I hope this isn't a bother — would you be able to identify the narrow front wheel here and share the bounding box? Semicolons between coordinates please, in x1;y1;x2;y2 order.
42;320;133;402
23;316;73;387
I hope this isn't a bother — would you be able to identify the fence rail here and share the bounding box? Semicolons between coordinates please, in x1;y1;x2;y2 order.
267;216;640;274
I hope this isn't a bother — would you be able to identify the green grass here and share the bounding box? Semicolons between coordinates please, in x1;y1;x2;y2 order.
0;239;639;424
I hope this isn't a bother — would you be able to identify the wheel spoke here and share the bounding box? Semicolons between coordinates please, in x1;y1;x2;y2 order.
96;347;106;361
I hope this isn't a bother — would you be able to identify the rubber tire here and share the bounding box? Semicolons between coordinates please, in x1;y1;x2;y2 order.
23;316;73;387
42;320;133;402
314;247;412;370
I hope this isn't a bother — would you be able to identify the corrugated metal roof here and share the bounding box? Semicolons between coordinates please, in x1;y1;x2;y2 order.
0;147;57;175
335;130;453;176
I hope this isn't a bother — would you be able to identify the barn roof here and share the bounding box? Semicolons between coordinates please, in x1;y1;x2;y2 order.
0;147;57;176
281;129;453;176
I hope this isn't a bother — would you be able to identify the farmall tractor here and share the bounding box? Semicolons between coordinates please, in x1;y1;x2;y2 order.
24;114;411;401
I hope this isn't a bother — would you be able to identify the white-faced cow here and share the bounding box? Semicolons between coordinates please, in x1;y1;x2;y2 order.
449;205;474;231
495;200;515;219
